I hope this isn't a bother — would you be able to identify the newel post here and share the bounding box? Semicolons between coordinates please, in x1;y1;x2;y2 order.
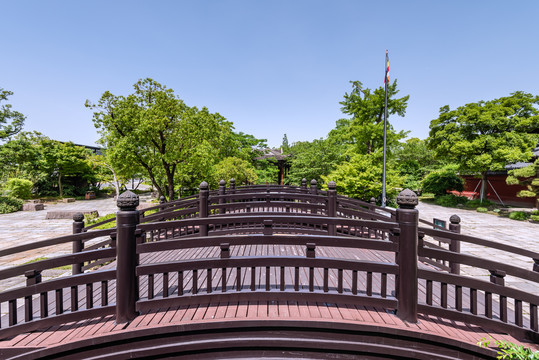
229;178;236;195
310;179;318;195
116;190;140;324
449;215;461;275
199;181;209;236
301;178;307;192
218;180;226;215
327;181;337;236
72;212;85;275
396;189;419;323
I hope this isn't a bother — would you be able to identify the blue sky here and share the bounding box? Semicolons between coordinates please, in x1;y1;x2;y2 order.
2;1;538;148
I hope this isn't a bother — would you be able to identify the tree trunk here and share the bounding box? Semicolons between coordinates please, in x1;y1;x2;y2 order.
58;172;63;198
479;172;488;203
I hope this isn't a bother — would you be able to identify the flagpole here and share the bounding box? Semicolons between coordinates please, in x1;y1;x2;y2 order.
382;50;389;207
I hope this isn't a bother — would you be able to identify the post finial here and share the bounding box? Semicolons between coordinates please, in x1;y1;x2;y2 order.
450;214;461;224
328;181;336;190
117;190;139;211
396;189;418;209
73;212;84;222
199;181;209;190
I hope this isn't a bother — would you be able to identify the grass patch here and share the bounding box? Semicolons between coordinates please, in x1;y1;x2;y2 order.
85;213;116;229
433;194;468;207
476;207;488;213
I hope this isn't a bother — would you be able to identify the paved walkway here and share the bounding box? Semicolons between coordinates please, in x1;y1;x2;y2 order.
417;201;539;294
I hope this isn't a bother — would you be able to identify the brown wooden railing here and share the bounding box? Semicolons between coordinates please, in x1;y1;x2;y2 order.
0;180;537;346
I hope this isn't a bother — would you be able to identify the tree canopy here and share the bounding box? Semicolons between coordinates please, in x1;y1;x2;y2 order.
0;88;25;141
428;92;539;201
88;78;265;200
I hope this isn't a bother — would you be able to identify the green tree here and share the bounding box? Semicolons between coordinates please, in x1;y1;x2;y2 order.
281;134;290;153
0;88;25;141
428;92;539;202
88;78;233;200
322;150;401;203
39;141;94;197
506;158;539;208
212;157;258;186
0;131;45;181
286;138;342;185
394;137;442;191
336;80;409;154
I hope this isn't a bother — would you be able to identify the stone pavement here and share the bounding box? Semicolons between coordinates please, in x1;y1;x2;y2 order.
416;201;539;294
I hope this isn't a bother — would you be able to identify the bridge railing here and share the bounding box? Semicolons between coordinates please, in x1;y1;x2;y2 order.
0;182;537;345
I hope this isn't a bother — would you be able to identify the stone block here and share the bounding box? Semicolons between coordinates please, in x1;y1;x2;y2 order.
22;203;45;211
46;210;98;220
62;198;76;203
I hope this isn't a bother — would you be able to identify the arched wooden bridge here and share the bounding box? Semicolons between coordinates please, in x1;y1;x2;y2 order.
0;180;537;359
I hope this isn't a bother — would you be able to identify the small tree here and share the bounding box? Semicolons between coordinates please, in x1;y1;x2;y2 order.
506;158;539;208
421;165;464;197
212;157;258;186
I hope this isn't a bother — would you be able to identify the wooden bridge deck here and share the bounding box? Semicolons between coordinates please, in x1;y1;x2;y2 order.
1;242;534;357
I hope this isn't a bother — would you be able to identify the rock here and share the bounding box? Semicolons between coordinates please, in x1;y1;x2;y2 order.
62;198;76;203
22;203;45;211
46;210;98;220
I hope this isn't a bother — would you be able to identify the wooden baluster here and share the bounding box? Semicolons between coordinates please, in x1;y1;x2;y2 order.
163;272;169;297
490;270;507;322
352;270;358;295
192;269;198;295
265;266;270;291
101;281;108;306
9;300;17;326
294;267;299;291
25;270;42;322
338;269;343;294
531;304;538;331
426;280;433;306
323;268;329;292
86;283;94;309
71;285;78;311
367;272;373;297
56;289;63;315
178;271;183;296
207;269;213;293
280;266;285;291
456;285;462;311
470;288;478;315
40;291;48;319
251;267;256;291
515;300;523;327
148;274;154;299
485;291;493;318
381;273;387;298
236;267;241;291
441;283;448;308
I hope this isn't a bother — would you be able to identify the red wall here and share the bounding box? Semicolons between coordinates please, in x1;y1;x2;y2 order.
451;174;536;207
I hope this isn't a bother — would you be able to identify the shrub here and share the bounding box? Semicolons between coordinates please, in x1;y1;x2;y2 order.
422;166;464;196
531;215;539;222
0;196;24;214
478;336;539;359
4;178;33;199
476;207;488;213
465;199;494;209
531;210;539;216
434;194;468;207
509;211;529;221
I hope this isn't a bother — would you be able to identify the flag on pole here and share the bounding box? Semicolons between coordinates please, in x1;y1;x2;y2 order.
384;50;390;84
